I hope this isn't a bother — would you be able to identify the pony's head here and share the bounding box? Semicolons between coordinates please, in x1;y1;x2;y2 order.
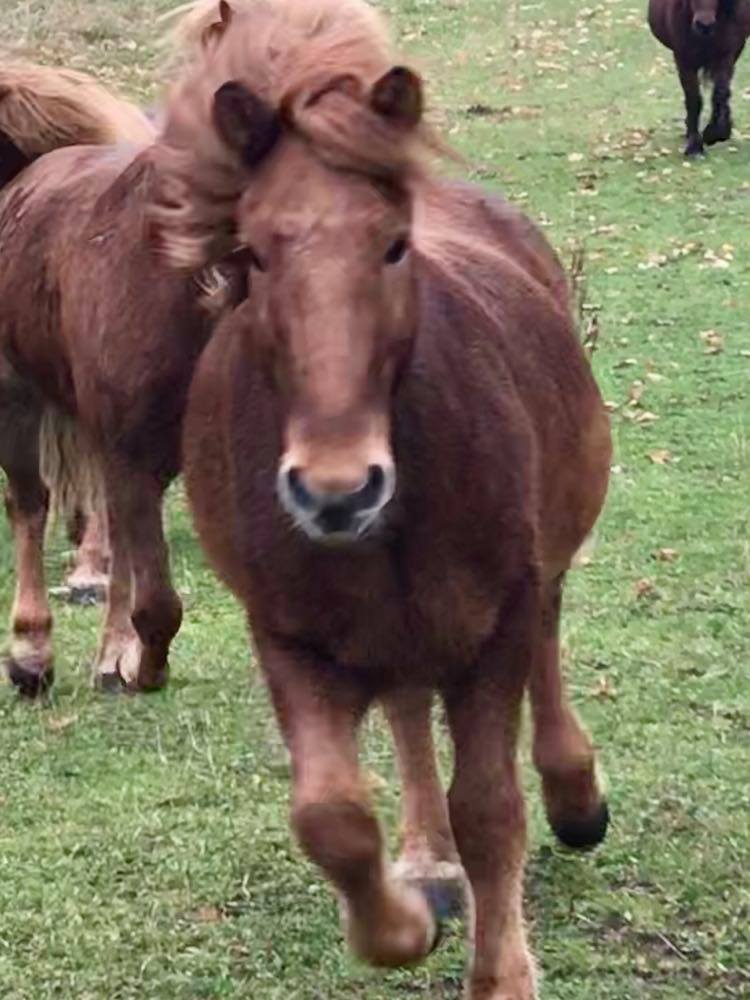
690;0;734;36
152;0;435;542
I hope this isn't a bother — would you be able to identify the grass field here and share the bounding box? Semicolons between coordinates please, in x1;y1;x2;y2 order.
1;0;749;997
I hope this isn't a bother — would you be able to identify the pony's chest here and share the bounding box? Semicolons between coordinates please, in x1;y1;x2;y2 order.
254;542;501;677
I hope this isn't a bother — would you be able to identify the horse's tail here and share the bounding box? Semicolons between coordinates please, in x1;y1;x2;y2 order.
0;60;154;192
38;406;105;529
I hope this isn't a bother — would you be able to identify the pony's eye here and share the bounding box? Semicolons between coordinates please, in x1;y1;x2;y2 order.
384;237;409;265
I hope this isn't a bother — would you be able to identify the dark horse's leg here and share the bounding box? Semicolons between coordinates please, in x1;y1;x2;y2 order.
257;633;439;968
529;573;608;849
444;575;537;1000
93;458;180;692
0;368;53;697
703;59;736;146
676;58;704;156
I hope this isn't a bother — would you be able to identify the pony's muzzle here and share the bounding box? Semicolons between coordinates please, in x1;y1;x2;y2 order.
278;462;394;540
692;15;716;37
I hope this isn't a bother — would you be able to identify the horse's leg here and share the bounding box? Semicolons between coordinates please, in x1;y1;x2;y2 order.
444;580;537;1000
703;61;735;145
530;573;608;849
93;461;180;692
258;635;439;968
382;689;465;916
676;59;704;156
0;385;53;697
64;509;110;604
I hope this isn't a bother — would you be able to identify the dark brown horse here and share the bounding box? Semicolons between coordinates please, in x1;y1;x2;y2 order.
0;59;242;696
649;0;750;155
152;1;612;995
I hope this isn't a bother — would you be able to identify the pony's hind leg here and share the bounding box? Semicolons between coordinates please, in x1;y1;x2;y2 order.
703;63;734;146
530;573;608;849
382;688;465;918
444;577;538;1000
677;60;704;156
93;461;180;692
257;634;439;969
0;376;53;696
64;509;109;605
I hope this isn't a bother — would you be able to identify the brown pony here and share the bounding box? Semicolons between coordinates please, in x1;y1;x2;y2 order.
649;0;750;155
152;0;612;995
0;59;241;696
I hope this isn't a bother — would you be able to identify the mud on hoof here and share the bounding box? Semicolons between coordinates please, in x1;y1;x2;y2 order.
6;656;54;699
93;662;169;695
50;582;108;606
392;858;467;920
551;799;609;850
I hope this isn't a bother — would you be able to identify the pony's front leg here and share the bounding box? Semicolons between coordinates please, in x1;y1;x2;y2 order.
444;577;538;1000
703;62;734;145
257;635;439;968
530;573;608;849
382;688;465;917
676;60;704;156
93;461;180;692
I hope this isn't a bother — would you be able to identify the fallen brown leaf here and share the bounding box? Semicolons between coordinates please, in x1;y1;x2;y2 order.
47;714;78;733
700;329;724;354
634;578;657;599
647;449;672;465
655;548;679;562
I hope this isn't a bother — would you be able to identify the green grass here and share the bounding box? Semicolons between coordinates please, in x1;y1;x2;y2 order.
2;0;749;997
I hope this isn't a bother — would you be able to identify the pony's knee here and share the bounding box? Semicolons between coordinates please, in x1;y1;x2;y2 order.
293;798;381;889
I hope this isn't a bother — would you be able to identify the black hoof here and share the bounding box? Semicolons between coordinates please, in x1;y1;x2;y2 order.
703;121;731;146
684;136;705;157
94;670;128;695
50;583;107;606
416;877;466;922
552;800;610;850
6;657;54;699
68;583;107;607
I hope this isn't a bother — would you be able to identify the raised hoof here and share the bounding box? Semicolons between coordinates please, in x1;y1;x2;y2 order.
684;135;705;157
6;657;54;699
703;120;731;146
410;875;466;921
551;799;610;850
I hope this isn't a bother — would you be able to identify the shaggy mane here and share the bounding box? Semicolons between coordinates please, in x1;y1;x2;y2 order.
0;61;153;157
151;0;559;329
151;0;442;270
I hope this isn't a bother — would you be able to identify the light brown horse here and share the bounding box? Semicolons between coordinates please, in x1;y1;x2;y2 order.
0;59;242;695
151;1;612;995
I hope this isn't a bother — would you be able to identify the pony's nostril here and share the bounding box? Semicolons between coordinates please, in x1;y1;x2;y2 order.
286;467;317;512
357;464;387;509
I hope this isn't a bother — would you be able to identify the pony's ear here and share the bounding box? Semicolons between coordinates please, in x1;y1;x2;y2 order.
201;0;234;49
370;67;423;128
212;81;282;168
